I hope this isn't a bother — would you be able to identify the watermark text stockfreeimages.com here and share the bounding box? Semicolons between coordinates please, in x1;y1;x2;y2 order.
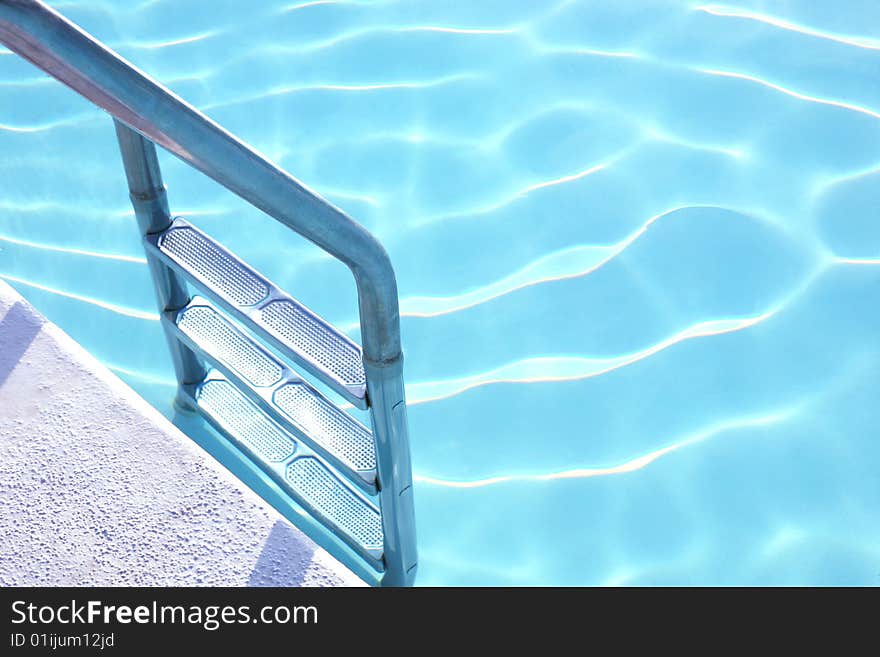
10;599;317;631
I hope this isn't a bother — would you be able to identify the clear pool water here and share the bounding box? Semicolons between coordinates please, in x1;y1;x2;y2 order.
2;0;879;585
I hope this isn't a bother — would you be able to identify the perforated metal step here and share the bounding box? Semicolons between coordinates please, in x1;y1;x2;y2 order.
167;297;377;493
147;218;367;408
181;372;383;564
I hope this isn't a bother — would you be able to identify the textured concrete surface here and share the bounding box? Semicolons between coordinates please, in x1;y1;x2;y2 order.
0;279;363;586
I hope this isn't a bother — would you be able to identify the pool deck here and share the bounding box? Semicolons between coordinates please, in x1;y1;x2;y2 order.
0;279;362;586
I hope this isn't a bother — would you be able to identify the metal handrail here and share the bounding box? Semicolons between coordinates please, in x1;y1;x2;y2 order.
0;0;399;365
0;0;417;586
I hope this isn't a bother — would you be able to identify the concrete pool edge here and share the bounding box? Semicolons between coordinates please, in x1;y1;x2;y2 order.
0;279;364;587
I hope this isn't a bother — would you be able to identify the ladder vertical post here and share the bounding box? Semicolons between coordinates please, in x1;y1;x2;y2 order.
366;358;418;586
114;120;206;407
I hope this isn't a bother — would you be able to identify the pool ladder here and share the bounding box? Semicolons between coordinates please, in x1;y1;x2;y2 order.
0;0;417;586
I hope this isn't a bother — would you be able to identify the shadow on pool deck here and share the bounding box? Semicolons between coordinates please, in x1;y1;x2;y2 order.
248;520;318;587
0;301;43;387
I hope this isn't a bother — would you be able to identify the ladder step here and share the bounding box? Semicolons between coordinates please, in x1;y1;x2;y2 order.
167;297;377;493
181;372;384;565
147;218;368;408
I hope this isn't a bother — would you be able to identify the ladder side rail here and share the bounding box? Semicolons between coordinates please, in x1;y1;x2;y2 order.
0;0;399;362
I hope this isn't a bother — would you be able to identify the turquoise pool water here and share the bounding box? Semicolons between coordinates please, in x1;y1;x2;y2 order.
2;0;879;585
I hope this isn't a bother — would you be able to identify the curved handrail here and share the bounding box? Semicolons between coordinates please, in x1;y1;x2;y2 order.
0;0;401;365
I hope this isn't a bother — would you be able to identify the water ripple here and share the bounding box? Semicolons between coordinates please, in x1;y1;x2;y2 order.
203;73;481;110
401;26;520;36
833;256;880;266
406;312;773;405
0;114;101;133
280;0;358;12
116;32;220;51
0;234;146;264
695;4;880;51
696;68;880;121
262;23;522;56
395;204;774;319
415;407;797;488
0;274;157;320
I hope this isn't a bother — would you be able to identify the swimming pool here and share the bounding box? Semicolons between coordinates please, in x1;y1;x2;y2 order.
2;0;879;585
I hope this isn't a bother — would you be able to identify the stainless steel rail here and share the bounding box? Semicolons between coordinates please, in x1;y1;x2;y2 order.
0;0;417;586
